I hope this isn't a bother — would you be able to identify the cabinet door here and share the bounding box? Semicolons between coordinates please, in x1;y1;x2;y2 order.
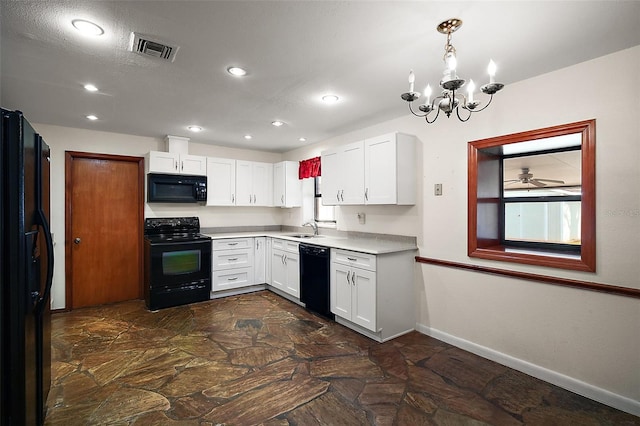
331;263;352;319
320;149;340;206
252;162;273;206
271;249;286;291
254;237;266;284
265;238;272;285
283;161;301;207
180;154;207;176
365;134;397;204
273;162;285;206
148;151;179;174
236;160;253;206
284;253;300;298
206;157;236;206
352;268;376;332
341;141;365;204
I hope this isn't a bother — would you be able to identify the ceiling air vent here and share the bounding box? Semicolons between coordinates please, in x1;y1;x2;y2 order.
129;32;179;62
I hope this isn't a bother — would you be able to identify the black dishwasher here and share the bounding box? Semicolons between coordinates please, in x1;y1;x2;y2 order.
299;244;334;320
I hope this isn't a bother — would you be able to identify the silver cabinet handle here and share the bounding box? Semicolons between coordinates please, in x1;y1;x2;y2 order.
253;194;256;203
281;195;284;204
227;277;238;281
346;270;351;284
365;188;368;201
228;242;238;246
249;194;252;203
347;257;357;262
282;254;285;264
74;237;81;244
181;161;184;171
337;190;340;202
351;271;356;285
175;162;178;171
228;257;238;261
341;190;344;202
232;194;235;203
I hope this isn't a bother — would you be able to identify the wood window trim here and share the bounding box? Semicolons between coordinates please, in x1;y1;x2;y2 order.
468;119;596;272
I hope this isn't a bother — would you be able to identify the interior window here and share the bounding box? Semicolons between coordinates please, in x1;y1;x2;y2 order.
502;148;582;251
468;119;595;272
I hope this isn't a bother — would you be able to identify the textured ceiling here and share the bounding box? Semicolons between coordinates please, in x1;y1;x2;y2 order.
2;1;640;152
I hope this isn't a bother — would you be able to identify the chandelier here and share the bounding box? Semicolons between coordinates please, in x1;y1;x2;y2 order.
400;18;504;123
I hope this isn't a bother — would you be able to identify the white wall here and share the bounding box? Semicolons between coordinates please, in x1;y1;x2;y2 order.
284;46;640;413
31;124;284;311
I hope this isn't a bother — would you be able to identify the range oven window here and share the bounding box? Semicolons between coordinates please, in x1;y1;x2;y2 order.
162;250;200;275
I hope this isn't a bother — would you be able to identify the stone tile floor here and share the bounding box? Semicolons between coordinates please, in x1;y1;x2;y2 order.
46;291;639;425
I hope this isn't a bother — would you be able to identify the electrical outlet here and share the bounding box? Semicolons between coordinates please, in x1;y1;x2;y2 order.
357;212;366;224
434;183;443;196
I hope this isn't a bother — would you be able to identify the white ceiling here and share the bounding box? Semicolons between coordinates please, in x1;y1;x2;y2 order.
2;1;640;153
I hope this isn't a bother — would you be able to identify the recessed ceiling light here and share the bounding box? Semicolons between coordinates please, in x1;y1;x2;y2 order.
84;83;98;92
86;115;98;121
271;121;284;127
321;94;339;104
227;66;247;77
187;125;202;132
72;19;104;36
244;135;253;140
299;137;307;142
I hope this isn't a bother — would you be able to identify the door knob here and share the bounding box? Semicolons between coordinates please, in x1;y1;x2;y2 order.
74;237;81;244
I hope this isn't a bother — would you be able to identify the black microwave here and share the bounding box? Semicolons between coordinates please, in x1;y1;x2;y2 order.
147;173;207;203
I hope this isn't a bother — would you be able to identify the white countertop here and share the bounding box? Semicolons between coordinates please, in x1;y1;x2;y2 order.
204;231;417;255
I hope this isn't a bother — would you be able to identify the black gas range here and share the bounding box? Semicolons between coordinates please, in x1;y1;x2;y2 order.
143;217;211;310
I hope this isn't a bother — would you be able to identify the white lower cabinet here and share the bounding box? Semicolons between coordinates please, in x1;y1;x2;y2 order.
212;238;254;292
254;237;266;284
270;238;300;298
330;248;415;342
265;238;272;285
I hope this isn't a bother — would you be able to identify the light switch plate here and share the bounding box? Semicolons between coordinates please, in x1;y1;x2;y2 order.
434;183;443;196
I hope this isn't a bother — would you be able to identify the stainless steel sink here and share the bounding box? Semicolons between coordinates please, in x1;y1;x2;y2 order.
288;234;320;239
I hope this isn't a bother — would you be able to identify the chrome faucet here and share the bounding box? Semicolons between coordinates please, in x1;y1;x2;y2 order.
302;221;318;236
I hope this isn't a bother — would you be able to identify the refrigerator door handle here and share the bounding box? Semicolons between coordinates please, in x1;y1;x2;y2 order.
35;209;54;314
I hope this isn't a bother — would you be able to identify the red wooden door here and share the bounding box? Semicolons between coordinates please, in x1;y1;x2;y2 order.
65;152;144;309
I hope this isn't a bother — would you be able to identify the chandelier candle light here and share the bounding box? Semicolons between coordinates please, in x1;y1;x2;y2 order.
401;18;504;123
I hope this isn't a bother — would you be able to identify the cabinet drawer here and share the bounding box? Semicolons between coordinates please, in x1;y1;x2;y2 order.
272;238;299;253
213;248;253;270
213;238;252;250
213;268;254;291
332;249;376;271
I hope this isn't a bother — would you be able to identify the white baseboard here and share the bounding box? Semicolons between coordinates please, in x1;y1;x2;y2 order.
415;323;640;417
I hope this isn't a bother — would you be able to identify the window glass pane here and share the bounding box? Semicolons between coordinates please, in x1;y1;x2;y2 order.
315;198;336;222
314;177;336;223
503;150;581;197
505;201;581;245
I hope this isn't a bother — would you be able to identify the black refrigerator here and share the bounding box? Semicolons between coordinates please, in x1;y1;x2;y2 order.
0;109;54;425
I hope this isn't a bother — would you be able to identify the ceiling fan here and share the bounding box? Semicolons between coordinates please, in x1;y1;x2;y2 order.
504;167;565;187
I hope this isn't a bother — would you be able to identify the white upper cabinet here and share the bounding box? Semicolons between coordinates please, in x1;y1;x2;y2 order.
146;151;207;176
180;154;207;176
364;132;416;205
321;132;416;206
236;160;273;206
273;161;301;207
321;141;364;205
206;157;236;206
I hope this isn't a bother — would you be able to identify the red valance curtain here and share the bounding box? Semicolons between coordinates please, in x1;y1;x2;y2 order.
299;156;321;179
